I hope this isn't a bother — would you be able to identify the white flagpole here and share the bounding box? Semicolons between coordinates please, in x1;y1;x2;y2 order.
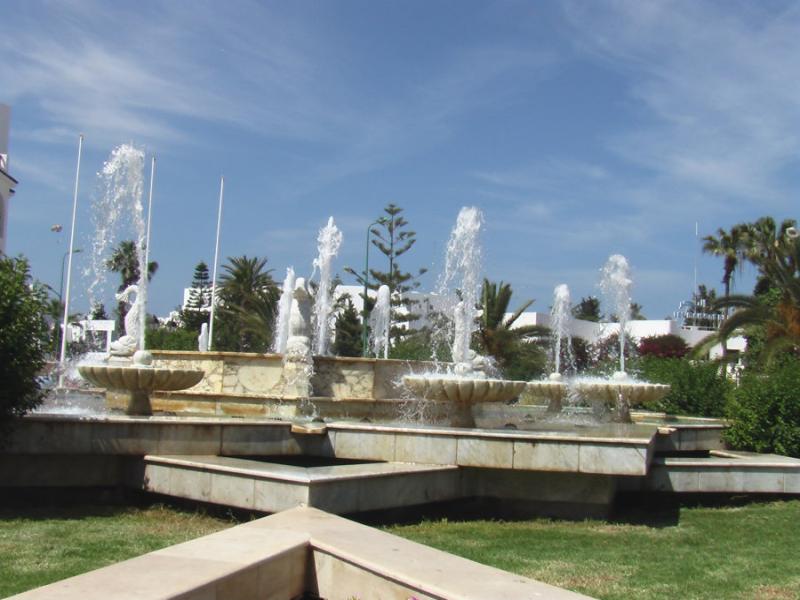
140;155;156;351
58;134;83;385
208;176;224;351
693;221;698;296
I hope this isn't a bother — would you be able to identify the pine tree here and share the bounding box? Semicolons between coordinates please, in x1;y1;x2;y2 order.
333;296;363;357
344;204;427;346
180;261;212;333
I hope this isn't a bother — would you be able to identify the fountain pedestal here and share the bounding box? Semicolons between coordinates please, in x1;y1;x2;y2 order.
403;375;527;428
526;375;670;423
79;361;204;416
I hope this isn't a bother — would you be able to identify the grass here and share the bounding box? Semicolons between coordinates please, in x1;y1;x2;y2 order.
0;504;232;598
2;499;799;599
386;498;800;600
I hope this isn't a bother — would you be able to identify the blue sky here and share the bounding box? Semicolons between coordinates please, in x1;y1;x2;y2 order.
3;0;799;319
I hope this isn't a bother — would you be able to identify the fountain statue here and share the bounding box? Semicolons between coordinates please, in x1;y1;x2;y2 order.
198;322;209;352
280;277;314;398
109;284;141;357
369;284;391;359
77;144;203;415
403;207;527;427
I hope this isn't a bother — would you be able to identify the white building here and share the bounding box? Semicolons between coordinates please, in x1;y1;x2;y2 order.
510;311;744;358
0;104;18;255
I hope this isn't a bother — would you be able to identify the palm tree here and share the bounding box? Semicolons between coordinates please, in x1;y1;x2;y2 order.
739;217;798;295
217;255;279;352
696;218;800;365
106;240;158;331
106;240;158;291
702;225;746;311
477;279;548;368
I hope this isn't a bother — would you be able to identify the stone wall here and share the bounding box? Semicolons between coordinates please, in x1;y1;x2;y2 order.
151;351;436;401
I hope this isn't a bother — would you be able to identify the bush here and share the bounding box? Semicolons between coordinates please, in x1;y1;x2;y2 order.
638;356;730;417
146;327;198;351
0;256;51;430
725;361;800;457
638;334;689;359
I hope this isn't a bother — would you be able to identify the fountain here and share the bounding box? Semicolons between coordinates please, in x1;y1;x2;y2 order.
369;284;391;359
528;284;575;414
280;277;314;398
312;217;342;357
273;267;296;354
527;257;669;422
403;207;527;427
76;144;203;415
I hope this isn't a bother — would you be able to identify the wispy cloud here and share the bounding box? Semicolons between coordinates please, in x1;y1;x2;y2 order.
1;0;553;189
562;0;800;210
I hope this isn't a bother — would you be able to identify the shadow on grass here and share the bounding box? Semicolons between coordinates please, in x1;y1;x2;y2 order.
0;487;254;524
610;492;798;528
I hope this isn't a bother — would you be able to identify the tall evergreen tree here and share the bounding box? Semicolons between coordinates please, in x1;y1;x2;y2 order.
344;204;427;345
180;261;212;333
332;296;363;357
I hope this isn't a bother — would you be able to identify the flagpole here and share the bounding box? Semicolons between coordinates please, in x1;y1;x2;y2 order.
140;155;156;351
58;134;83;385
208;176;224;351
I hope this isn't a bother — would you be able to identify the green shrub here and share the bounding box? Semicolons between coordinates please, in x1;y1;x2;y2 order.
638;356;730;417
725;360;800;457
145;327;198;351
0;256;51;431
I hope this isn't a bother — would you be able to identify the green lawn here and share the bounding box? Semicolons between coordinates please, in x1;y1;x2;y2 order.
0;504;231;598
387;499;800;600
2;500;799;599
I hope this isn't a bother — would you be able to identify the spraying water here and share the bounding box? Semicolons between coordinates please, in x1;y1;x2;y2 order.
435;207;483;365
312;217;343;356
550;284;575;377
599;254;633;375
85;144;147;352
273;267;296;354
370;284;391;359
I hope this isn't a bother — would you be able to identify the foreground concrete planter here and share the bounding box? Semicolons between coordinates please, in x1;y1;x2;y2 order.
6;506;595;600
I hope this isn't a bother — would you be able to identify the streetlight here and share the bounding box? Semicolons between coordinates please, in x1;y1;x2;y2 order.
361;217;388;356
59;248;82;303
52;248;82;355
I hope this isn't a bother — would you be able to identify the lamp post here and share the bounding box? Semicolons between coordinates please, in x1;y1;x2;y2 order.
52;248;82;355
361;217;387;356
59;248;82;303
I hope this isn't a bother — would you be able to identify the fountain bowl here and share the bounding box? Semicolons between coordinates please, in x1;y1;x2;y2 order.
526;376;671;422
403;375;527;427
78;364;204;416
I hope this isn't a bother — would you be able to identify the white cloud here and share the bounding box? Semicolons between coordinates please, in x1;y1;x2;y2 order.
563;0;800;209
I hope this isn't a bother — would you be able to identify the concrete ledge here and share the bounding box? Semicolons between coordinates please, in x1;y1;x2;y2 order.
632;450;800;494
142;455;461;514
330;421;657;476
9;506;596;600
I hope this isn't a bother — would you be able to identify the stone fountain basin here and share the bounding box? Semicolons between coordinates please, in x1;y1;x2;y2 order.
526;379;670;405
78;365;204;392
573;380;670;406
403;375;527;405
